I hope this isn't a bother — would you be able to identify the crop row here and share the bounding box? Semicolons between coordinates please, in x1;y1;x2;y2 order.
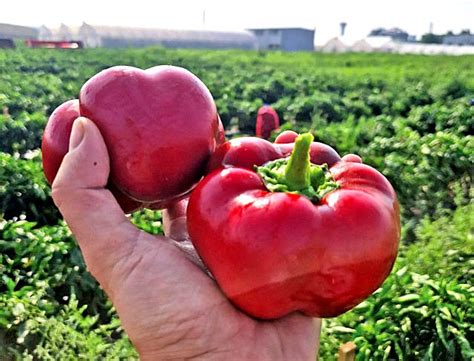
0;48;472;359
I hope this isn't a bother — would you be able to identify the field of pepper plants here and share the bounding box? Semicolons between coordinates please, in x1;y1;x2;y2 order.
0;47;473;360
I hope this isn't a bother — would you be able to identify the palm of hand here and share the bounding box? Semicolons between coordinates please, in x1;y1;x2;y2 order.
52;118;320;360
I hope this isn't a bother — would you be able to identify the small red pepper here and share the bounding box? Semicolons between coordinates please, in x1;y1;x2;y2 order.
187;133;400;319
256;105;280;140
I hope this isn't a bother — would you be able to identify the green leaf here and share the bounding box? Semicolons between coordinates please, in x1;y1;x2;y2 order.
435;317;452;353
395;294;420;303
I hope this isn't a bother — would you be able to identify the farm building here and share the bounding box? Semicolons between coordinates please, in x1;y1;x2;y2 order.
248;28;315;51
443;34;474;46
39;23;258;50
0;23;38;40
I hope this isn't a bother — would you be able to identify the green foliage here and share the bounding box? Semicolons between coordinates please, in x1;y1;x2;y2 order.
130;208;163;235
0;220;106;316
0;152;59;225
362;130;472;229
402;203;474;283
0;290;136;360
321;270;473;360
405;102;473;136
0;219;132;359
0;112;46;155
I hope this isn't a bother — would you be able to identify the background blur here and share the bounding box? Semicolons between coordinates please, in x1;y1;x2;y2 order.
2;0;474;41
1;0;474;52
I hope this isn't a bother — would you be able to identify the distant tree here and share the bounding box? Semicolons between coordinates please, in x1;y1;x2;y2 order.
369;28;384;37
420;33;444;44
369;27;409;41
459;29;471;35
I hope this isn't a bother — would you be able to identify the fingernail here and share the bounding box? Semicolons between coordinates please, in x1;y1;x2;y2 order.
69;118;86;151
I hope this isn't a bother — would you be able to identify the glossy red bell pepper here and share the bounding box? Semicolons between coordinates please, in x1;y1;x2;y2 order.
42;98;226;213
187;133;400;319
42;100;144;213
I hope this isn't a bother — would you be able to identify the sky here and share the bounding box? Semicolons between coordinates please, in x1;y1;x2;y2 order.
1;0;473;44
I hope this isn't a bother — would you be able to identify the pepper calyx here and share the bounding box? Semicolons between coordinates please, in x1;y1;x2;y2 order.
256;133;339;202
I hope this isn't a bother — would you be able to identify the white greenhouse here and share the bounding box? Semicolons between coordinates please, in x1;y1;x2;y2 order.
320;37;350;53
39;23;258;50
318;35;474;56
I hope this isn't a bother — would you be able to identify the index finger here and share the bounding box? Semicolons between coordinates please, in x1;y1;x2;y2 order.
162;198;189;242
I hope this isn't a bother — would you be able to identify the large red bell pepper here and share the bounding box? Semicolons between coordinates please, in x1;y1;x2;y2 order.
187;133;400;319
42;96;226;213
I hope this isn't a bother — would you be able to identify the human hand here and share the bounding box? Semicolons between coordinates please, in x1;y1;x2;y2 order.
52;117;321;360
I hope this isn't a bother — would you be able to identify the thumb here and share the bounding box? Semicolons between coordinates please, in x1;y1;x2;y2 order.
52;117;139;286
54;116;109;191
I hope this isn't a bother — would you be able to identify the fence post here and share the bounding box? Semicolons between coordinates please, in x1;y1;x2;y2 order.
338;342;356;361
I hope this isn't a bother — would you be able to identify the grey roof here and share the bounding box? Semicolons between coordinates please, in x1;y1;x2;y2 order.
248;27;315;32
0;23;38;39
89;25;257;44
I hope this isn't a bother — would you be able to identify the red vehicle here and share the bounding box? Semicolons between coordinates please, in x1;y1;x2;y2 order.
25;40;83;49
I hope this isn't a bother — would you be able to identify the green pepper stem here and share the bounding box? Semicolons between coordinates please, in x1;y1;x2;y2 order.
284;133;314;190
256;132;338;202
